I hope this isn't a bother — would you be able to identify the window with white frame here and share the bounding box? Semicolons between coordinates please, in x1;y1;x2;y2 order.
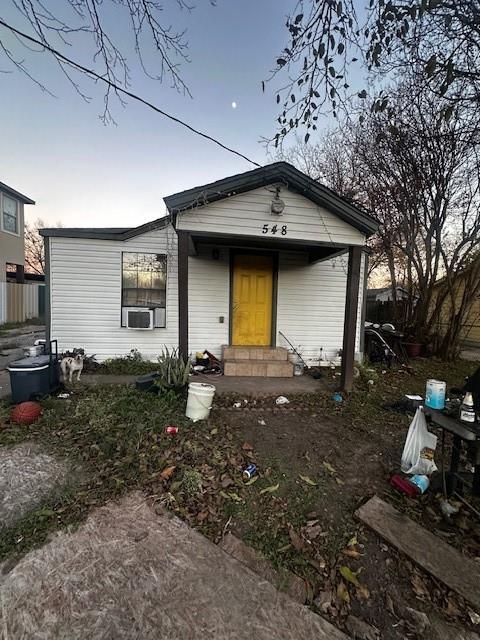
121;252;167;327
2;195;18;234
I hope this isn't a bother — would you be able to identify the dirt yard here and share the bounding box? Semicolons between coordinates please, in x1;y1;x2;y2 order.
212;399;480;639
0;357;479;639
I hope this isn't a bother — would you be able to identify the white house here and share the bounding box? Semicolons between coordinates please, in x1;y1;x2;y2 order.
41;162;378;390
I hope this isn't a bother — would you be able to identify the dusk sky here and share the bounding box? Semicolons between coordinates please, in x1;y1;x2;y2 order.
0;0;312;228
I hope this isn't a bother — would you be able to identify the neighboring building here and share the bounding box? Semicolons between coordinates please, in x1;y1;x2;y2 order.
367;286;413;302
41;162;378;389
431;267;480;348
0;181;35;283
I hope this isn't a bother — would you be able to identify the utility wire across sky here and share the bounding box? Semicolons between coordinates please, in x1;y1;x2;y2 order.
0;18;262;169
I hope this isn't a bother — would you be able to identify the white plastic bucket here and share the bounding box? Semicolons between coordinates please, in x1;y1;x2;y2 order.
186;382;216;422
425;379;446;410
289;353;304;376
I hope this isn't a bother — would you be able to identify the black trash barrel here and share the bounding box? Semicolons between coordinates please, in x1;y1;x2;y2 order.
7;354;59;403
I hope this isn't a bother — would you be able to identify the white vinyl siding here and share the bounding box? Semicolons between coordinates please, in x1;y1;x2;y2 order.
189;245;230;357
49;226;179;360
48;187;367;363
177;185;365;246
276;251;365;365
49;235;365;363
50;231;229;361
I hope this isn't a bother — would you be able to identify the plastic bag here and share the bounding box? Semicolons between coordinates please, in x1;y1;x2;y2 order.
401;407;438;475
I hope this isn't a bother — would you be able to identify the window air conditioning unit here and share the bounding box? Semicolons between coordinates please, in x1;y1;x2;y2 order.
126;308;154;330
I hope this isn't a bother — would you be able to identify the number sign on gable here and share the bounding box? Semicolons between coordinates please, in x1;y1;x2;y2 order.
262;224;287;236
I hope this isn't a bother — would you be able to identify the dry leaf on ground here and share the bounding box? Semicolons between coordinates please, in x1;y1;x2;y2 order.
220;475;234;488
411;572;430;600
305;525;323;540
307;556;326;571
288;527;305;551
259;483;279;494
356;584;370;600
323;461;336;474
337;580;350;604
160;466;176;480
468;609;480;625
340;565;360;587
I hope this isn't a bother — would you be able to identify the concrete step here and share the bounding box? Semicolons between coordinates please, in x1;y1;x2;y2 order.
224;359;294;377
222;346;289;362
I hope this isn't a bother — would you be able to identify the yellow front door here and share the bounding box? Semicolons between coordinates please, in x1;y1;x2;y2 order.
232;254;273;346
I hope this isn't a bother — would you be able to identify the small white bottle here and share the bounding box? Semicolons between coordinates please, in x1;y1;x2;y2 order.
319;347;326;366
460;392;475;424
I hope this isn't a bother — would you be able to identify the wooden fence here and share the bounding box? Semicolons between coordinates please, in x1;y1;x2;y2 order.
0;282;45;325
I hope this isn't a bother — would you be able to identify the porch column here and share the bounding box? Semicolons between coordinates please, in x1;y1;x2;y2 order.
177;230;189;358
340;246;362;393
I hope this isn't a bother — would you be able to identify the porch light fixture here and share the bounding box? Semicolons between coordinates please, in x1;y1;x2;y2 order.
271;187;285;215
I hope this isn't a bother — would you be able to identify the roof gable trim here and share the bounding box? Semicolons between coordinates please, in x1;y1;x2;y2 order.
0;182;35;205
164;162;378;237
40;217;169;240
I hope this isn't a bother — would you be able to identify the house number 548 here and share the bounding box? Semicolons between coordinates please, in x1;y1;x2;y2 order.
262;224;287;235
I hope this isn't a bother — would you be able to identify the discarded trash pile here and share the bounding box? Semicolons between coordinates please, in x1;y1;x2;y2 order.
390;367;480;501
192;350;222;375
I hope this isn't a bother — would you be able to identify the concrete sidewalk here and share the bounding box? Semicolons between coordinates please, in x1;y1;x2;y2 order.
81;372;326;395
0;492;348;639
1;368;326;401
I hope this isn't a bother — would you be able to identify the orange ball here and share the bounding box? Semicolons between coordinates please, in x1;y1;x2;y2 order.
11;401;43;425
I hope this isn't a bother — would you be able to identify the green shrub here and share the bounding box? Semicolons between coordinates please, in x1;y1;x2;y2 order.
155;347;191;393
100;349;157;375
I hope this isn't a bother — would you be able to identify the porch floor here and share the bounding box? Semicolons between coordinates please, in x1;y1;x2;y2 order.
76;373;327;396
195;373;326;395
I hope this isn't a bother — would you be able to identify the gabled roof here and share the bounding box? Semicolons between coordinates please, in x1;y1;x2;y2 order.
0;181;35;205
164;161;378;237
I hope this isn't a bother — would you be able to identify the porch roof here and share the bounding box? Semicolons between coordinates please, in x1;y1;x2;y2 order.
0;181;35;205
165;162;378;237
188;230;351;263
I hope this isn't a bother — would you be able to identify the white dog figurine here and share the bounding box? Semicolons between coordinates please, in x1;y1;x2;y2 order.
60;354;84;383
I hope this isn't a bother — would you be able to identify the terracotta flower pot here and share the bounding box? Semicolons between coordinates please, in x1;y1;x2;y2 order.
403;342;422;358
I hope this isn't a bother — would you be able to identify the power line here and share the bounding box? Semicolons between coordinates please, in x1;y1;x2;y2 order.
0;18;261;168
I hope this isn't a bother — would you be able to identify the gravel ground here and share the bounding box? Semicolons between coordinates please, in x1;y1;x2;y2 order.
0;492;347;640
0;442;69;530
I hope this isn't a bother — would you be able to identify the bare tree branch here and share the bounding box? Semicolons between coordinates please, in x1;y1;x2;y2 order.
269;0;480;144
0;0;214;122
